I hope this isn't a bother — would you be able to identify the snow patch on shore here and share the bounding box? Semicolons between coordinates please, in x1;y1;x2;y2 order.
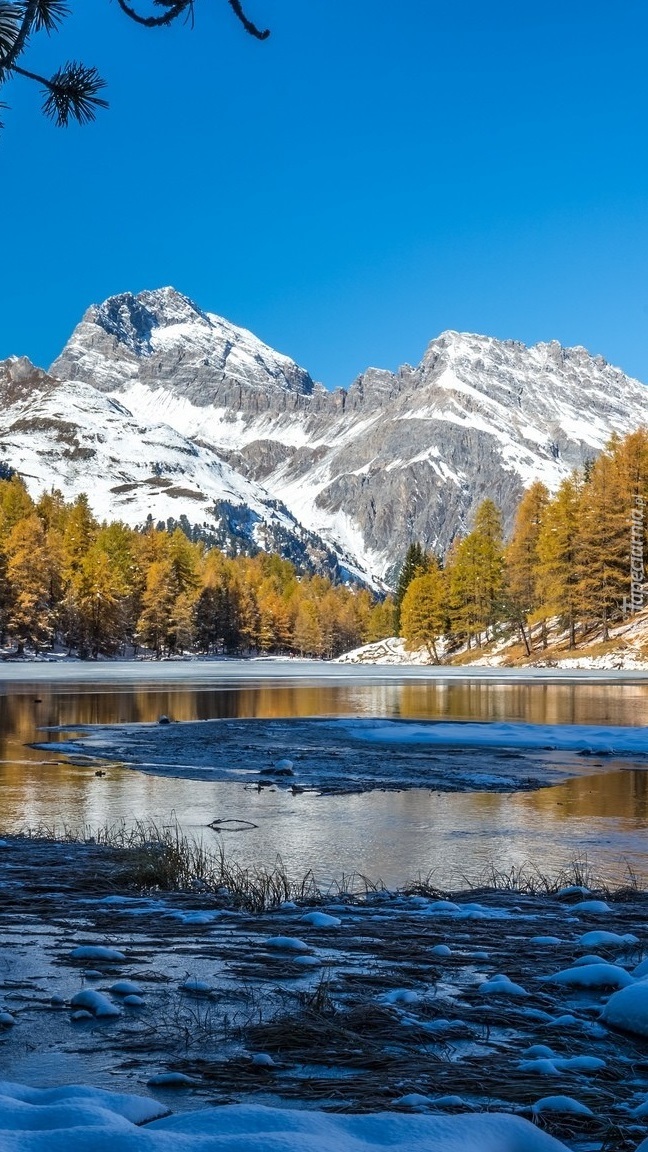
0;1084;577;1151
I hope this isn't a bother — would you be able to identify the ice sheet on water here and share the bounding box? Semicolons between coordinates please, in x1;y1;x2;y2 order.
33;715;648;796
338;718;648;756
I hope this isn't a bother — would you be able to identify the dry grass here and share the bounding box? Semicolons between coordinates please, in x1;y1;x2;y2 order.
13;820;648;907
15;819;323;912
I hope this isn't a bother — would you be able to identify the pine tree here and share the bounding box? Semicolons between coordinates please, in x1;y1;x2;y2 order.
170;591;197;654
61;494;98;584
0;477;34;538
5;514;55;652
576;443;636;638
394;543;428;633
293;600;323;657
400;561;448;661
535;475;582;647
71;544;126;657
447;500;505;646
504;480;549;654
136;560;179;656
609;429;648;615
365;596;396;642
0;0;268;129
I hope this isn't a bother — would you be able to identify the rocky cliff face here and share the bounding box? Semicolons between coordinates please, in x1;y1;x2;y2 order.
51;287;322;412
38;286;648;584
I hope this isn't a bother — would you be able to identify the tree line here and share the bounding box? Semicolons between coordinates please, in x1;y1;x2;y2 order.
397;429;648;659
3;426;646;662
0;478;392;658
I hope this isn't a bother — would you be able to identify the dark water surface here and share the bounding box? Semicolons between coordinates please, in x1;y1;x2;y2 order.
1;662;648;887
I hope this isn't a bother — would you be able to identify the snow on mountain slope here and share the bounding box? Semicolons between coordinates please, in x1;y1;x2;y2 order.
0;357;368;584
51;287;322;407
49;288;648;583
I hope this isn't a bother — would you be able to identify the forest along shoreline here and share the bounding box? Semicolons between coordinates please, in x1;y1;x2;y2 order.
0;428;646;669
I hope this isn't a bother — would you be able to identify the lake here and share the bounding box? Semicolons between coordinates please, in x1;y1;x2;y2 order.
1;660;648;889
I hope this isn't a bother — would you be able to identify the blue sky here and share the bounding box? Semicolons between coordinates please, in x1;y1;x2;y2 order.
1;0;648;388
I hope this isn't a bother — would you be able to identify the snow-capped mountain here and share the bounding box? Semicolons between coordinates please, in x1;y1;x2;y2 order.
48;287;648;583
0;356;360;583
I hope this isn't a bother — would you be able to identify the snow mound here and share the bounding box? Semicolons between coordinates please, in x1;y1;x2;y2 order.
571;900;611;914
577;931;639;948
300;912;342;928
69;946;126;962
69;990;121;1018
479;974;528;997
540;963;634;989
0;1085;578;1151
266;936;309;952
602;982;648;1037
532;1096;594;1116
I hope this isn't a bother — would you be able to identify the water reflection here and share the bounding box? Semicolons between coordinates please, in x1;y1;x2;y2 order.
0;675;647;887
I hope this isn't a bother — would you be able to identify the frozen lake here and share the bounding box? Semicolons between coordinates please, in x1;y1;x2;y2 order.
1;661;648;888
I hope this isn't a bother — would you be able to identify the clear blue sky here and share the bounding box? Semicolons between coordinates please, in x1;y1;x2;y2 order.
2;0;648;389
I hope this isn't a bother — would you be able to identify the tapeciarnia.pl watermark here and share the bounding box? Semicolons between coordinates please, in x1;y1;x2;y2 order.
630;494;645;613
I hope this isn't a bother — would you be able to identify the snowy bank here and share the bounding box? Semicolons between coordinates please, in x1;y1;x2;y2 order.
0;1086;578;1152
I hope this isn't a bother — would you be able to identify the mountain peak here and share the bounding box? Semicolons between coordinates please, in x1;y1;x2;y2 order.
88;287;210;358
51;286;316;404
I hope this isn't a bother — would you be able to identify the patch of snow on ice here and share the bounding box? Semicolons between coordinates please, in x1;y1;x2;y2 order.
69;990;121;1018
602;982;648;1037
540;963;634;989
68;946;126;962
479;974;528;997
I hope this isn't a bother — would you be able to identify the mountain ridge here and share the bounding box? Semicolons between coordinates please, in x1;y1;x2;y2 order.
5;286;647;586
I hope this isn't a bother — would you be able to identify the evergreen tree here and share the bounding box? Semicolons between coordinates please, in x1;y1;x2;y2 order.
61;494;98;584
293;600;323;657
5;514;55;652
609;429;648;613
394;543;428;634
365;595;396;643
447;500;505;646
400;561;448;661
0;476;34;538
535;474;582;647
0;0;268;129
136;560;179;656
169;591;197;654
576;446;632;639
71;544;126;657
504;480;549;654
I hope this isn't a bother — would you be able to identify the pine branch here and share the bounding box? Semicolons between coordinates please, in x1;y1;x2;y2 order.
115;0;270;39
13;59;108;124
0;1;39;75
0;0;270;129
226;0;269;40
115;0;194;27
31;0;70;33
0;4;22;59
